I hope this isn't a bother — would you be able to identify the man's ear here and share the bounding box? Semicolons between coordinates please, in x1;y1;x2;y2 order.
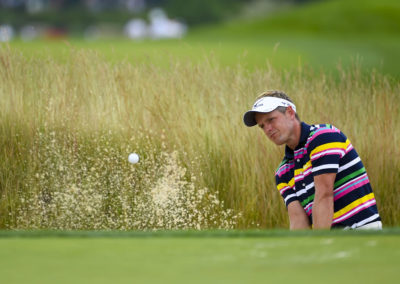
286;106;296;119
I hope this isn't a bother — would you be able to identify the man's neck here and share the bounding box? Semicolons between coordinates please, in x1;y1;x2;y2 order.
287;120;301;150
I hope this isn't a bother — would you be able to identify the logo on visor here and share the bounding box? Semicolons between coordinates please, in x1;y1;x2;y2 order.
253;102;263;108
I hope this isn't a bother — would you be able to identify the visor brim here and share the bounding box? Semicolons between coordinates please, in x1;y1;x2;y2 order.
243;111;258;127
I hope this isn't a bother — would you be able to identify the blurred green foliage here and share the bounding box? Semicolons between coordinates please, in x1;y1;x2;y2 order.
203;0;400;36
0;8;145;32
163;0;245;25
0;0;252;31
0;0;327;31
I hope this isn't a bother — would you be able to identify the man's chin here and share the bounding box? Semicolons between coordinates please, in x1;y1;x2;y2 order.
269;137;285;146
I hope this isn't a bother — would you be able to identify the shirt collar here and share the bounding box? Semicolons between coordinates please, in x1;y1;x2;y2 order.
284;122;311;160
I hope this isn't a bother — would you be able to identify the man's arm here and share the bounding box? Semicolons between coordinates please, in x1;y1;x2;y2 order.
287;201;311;230
312;173;336;229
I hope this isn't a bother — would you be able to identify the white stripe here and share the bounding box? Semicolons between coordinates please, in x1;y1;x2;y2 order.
312;164;339;173
356;221;382;230
345;144;353;153
305;182;314;191
296;182;314;197
296;188;307;196
312;149;345;160
284;194;297;203
280;185;290;192
338;157;361;173
304;202;313;211
304;167;312;176
294;174;304;182
343;214;381;229
351;214;379;229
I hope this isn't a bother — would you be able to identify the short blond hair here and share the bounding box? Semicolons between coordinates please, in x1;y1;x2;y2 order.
255;90;294;102
255;90;300;121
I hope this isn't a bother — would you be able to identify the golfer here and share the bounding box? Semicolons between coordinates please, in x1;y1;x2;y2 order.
243;90;382;230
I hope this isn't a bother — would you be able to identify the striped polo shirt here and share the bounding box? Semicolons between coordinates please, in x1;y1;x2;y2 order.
275;122;381;229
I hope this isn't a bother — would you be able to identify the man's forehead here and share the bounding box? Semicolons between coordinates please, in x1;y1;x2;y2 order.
255;110;280;120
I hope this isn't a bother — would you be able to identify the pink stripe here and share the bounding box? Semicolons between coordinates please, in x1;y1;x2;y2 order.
294;151;305;160
345;144;354;153
279;186;292;195
276;163;294;177
334;179;370;201
332;200;376;224
295;175;304;182
295;167;313;183
333;174;369;201
335;174;367;192
305;203;313;216
307;128;340;145
311;149;344;160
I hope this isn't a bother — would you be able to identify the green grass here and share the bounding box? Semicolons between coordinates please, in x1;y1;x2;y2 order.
7;0;400;77
222;0;400;35
189;0;400;77
8;32;400;78
1;230;400;284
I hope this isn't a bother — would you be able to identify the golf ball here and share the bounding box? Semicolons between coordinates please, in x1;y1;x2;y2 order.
128;153;139;164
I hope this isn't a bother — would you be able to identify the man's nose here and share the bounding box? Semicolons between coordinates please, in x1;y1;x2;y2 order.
263;123;271;134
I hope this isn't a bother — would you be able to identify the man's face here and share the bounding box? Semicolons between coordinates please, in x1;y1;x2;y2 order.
255;109;295;146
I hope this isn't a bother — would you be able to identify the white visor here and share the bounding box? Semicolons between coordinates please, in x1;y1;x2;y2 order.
243;97;296;127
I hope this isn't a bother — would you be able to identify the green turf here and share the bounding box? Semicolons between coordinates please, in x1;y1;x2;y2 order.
1;230;399;284
7;0;400;77
188;0;400;77
8;34;400;76
217;0;400;36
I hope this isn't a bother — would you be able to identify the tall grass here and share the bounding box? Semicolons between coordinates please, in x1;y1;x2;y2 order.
1;47;399;229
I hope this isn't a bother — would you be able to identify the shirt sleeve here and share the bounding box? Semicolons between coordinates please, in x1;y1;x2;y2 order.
308;126;350;176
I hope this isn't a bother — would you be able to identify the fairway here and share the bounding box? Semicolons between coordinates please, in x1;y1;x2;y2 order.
9;33;400;78
1;230;400;284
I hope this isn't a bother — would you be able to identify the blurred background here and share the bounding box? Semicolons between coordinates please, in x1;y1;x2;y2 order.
0;0;304;40
1;0;399;76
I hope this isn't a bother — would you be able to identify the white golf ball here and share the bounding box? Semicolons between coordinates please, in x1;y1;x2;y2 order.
128;153;139;164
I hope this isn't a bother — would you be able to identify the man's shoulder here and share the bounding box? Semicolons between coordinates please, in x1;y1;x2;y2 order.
306;123;345;143
309;123;340;135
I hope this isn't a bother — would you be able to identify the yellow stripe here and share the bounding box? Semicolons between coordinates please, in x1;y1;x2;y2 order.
304;160;312;171
294;160;312;177
310;140;350;157
277;178;294;191
333;192;375;219
294;168;303;176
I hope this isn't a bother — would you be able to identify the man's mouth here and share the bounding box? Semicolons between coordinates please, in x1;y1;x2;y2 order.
269;132;277;139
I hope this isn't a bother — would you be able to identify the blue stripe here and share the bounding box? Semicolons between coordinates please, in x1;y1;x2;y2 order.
333;176;369;198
